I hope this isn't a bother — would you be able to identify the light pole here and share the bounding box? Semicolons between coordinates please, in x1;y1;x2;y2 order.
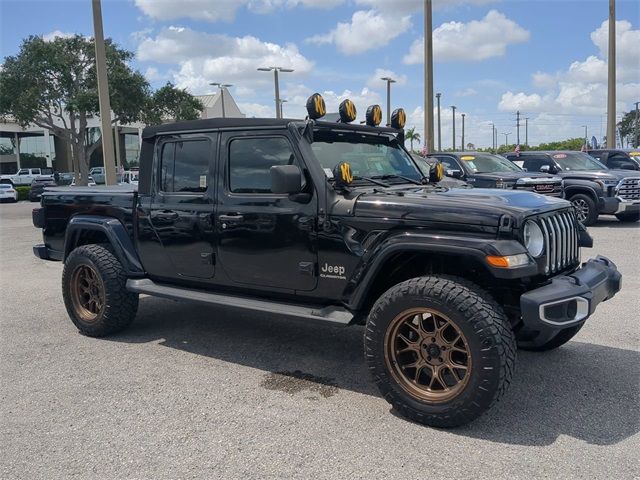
461;113;465;151
210;82;232;118
491;123;495;151
257;66;294;119
582;125;588;150
634;101;639;147
451;106;457;150
278;99;288;118
502;132;511;147
91;0;117;186
381;76;396;126
525;117;529;146
606;0;616;148
435;92;442;152
424;0;435;153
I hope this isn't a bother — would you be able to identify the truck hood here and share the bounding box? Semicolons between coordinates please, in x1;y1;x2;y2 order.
557;169;638;182
353;187;569;227
472;171;560;182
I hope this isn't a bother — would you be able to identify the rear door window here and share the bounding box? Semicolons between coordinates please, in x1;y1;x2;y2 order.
160;139;210;193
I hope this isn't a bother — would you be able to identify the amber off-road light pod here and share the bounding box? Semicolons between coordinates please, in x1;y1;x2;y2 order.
338;99;357;123
306;93;326;119
365;105;382;126
391;108;406;129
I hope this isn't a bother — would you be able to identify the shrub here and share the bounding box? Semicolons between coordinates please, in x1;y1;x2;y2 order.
15;186;30;201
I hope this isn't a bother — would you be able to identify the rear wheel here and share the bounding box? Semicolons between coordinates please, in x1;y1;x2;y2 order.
365;275;516;428
570;193;598;226
615;211;640;223
62;244;138;337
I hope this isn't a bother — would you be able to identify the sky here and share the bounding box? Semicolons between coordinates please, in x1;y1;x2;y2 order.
1;0;639;149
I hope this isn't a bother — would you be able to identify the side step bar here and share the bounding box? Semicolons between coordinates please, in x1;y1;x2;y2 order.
126;278;353;326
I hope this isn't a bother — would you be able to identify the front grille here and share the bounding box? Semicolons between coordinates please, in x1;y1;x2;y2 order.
617;177;640;201
538;209;580;274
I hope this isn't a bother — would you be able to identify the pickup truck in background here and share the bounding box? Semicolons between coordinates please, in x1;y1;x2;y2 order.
505;151;640;225
0;167;54;186
31;95;622;428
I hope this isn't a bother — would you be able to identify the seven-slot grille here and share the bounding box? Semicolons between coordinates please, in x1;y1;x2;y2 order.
616;177;640;201
537;209;580;274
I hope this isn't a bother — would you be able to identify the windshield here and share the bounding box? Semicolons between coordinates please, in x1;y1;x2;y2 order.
310;131;422;183
551;152;607;171
458;153;522;173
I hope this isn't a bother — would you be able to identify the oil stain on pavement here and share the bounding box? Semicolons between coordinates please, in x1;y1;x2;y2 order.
261;370;339;399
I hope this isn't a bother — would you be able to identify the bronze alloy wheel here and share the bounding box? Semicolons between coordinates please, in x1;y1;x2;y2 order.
384;308;472;403
70;264;105;322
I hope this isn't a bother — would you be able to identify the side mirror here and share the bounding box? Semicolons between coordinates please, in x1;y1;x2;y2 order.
446;169;463;179
271;165;303;194
540;165;558;174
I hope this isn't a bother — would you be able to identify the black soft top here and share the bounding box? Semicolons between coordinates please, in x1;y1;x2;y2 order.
142;117;401;138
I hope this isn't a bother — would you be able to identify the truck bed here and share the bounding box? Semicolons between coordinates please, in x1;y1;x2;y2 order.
40;185;138;255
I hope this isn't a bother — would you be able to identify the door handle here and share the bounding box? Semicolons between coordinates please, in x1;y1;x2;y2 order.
219;214;244;222
155;210;179;220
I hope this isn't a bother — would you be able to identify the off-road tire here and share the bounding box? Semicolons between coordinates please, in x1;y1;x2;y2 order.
365;275;516;428
570;193;598;226
62;244;138;337
615;211;640;223
518;324;583;352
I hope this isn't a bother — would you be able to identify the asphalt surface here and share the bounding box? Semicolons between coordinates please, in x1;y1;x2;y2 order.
1;201;638;479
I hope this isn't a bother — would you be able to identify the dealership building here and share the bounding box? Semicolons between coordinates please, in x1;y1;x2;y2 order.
0;87;244;174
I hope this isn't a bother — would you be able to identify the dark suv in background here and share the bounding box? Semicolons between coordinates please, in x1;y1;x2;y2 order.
505;151;640;225
425;152;563;197
587;149;640;171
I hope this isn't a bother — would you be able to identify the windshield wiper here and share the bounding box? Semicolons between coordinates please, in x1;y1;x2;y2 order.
351;175;391;187
371;174;422;185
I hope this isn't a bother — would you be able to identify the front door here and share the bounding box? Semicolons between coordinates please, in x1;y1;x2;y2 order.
216;132;318;291
147;134;216;280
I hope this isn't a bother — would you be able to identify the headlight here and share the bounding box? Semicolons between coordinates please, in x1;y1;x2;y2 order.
523;220;544;257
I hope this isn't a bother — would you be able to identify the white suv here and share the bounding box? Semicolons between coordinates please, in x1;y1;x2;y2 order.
0;167;54;186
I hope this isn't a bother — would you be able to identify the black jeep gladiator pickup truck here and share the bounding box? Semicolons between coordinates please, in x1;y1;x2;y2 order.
32;95;622;427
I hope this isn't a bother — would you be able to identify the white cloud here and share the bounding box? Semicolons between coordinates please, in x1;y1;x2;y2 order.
498;91;547;112
134;0;343;22
137;27;313;94
455;87;478;97
403;10;529;64
42;30;74;42
306;9;411;55
498;19;640;117
238;102;275;118
366;68;407;88
356;0;497;14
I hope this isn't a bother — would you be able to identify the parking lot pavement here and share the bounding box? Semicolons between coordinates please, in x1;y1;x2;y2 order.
1;201;638;479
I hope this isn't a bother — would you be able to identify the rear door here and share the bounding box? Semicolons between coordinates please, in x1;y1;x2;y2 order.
215;131;318;292
146;134;216;280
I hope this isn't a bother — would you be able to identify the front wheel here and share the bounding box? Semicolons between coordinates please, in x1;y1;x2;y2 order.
615;211;640;223
62;244;138;337
365;275;516;428
570;194;598;226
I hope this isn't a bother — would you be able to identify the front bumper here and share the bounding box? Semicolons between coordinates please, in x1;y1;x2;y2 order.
520;255;621;331
615;198;640;214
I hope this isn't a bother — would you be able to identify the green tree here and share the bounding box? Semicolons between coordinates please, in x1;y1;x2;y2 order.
618;110;639;148
144;82;204;125
0;35;202;184
405;127;421;152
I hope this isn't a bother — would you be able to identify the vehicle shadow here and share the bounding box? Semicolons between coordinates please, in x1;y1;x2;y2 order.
110;297;640;447
591;218;639;228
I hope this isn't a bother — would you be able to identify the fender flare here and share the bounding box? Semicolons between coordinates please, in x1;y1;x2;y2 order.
563;183;602;202
346;233;535;311
64;215;145;277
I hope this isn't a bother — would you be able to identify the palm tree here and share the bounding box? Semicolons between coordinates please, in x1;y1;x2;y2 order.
406;127;421;152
